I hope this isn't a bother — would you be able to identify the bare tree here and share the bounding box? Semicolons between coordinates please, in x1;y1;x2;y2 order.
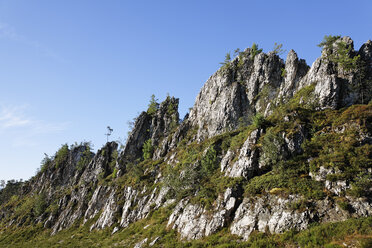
105;126;113;142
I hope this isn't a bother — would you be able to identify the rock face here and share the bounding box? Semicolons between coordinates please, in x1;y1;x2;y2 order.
168;187;241;240
299;37;372;109
1;36;371;243
189;37;372;140
230;195;310;240
278;50;309;100
230;194;372;241
224;129;261;178
119;96;180;167
188;50;286;140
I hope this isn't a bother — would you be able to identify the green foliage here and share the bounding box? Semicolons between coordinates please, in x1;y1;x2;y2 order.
165;96;179;131
272;42;285;55
76;144;92;171
318;35;360;72
33;192;47;217
260;128;285;166
294;217;372;247
220;52;231;70
251;43;263;59
0;180;23;205
348;172;372;198
281;68;286;78
147;94;159;116
244;165;325;200
164;148;200;199
142;139;154;160
336;198;353;212
333;41;360;72
54;144;69;169
200;146;218;177
121;162;144;186
166;99;175;116
317;35;341;53
251;113;269;129
39;153;51;173
109;149;118;168
229;126;255;151
289;199;312;212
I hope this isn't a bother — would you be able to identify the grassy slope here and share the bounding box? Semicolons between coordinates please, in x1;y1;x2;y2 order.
0;208;371;247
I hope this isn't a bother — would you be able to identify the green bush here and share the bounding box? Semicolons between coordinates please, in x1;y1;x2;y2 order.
251;43;263;59
142;139;154;160
318;35;360;72
220;52;231;70
54;144;69;169
76;144;92;171
317;35;341;54
348;172;372;198
40;154;52;173
251;113;268;129
260;128;285;166
33;192;47;217
272;42;285;55
200;145;218;177
147;94;159;116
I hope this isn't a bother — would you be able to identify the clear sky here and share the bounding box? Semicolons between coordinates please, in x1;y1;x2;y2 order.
0;0;371;182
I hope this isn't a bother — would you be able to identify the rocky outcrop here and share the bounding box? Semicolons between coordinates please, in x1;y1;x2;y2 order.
299;37;372;109
278;50;309;100
188;50;285;140
119;96;180;167
1;37;371;245
167;187;241;240
189;37;371;140
231;194;372;240
119;111;152;164
231;195;309;240
120;186;169;228
223;129;261;178
81;142;118;183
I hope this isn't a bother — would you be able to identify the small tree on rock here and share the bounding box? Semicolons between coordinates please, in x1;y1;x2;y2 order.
147;94;159;116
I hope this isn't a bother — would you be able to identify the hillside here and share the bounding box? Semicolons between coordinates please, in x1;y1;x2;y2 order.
0;36;371;247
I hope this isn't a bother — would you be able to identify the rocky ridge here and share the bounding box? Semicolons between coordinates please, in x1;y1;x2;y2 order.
0;36;371;244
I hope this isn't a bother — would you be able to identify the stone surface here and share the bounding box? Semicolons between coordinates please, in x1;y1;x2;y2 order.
224;129;261;178
168;187;241;240
230;194;372;240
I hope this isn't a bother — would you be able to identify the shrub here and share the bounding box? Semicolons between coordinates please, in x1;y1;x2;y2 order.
54;144;69;169
260;128;285;166
33;192;47;217
220;52;231;70
200;146;218;177
76;144;93;171
251;43;263;59
142;139;154;160
317;35;341;54
281;68;286;78
348;173;372;197
40;153;52;173
147;94;159;116
318;35;360;72
272;43;285;55
251;113;268;129
164;163;200;200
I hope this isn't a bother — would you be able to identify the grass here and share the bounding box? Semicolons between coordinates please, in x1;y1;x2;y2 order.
0;214;370;247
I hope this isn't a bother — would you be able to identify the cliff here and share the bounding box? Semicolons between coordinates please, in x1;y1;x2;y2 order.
0;36;371;247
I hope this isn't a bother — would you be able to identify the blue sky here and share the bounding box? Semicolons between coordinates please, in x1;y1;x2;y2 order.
0;0;371;182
